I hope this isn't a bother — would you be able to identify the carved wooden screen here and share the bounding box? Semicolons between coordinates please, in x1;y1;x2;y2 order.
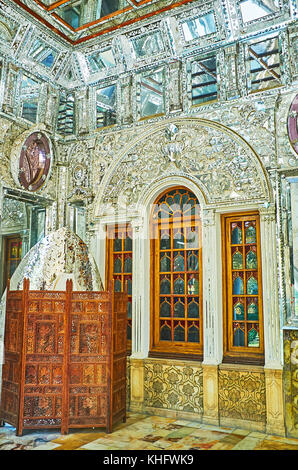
0;279;127;436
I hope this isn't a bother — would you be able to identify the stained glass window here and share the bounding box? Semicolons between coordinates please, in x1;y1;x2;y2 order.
151;187;202;356
107;224;132;350
223;214;264;361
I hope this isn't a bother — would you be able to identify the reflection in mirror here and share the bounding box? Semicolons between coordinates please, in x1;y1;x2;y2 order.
181;12;217;42
191;55;217;105
248;37;281;92
131;31;165;59
28;39;58;68
87;48;116;73
239;0;280;23
58;0;129;29
140;68;164;118
20;74;40;123
96;84;116;128
57;91;75;135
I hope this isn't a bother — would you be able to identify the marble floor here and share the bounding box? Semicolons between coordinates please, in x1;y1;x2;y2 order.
0;413;298;451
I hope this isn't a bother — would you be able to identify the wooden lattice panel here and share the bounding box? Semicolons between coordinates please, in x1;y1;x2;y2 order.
0;279;127;436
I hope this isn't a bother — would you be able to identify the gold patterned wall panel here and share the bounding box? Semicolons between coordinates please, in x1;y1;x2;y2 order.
218;367;266;423
143;359;203;415
284;330;298;438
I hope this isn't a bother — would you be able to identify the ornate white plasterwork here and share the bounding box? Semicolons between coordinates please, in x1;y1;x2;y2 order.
93;117;272;217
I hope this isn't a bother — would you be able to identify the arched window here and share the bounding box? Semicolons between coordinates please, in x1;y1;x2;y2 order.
150;187;203;358
222;212;264;364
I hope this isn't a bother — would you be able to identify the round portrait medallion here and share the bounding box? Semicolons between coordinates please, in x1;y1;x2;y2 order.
19;132;51;191
288;94;298;156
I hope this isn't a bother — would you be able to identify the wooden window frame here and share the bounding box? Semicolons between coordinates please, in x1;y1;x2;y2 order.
106;223;132;353
150;187;203;360
222;211;264;365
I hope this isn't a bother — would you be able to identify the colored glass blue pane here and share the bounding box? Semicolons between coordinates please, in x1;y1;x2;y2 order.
246;250;257;270
231;226;242;244
127;324;132;340
174;277;185;294
160;278;171;294
174;324;185;342
114;238;122;251
160;236;170;250
160;324;171;341
174;254;185;271
187;299;199;318
124;237;132;251
114;279;121;292
160;300;171;317
247;277;258;294
114;257;122;273
247;302;258;321
124;256;132;273
233;276;244;295
127;301;132;319
233;327;245;347
248;328;259;347
233;302;245;320
188;325;199;343
127;279;132;295
187;252;199;271
174;299;185;317
188;277;199;295
245;225;256;244
160;254;171;272
232;251;243;269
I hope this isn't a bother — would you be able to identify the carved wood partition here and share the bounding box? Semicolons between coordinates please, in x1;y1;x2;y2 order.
0;278;127;436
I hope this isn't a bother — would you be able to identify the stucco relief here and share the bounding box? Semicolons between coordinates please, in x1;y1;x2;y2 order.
95;119;271;214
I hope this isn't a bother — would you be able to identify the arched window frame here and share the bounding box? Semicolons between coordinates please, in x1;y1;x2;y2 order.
149;186;203;359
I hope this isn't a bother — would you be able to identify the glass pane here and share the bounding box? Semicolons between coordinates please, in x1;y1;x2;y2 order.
232;250;243;269
233;276;244;295
127;301;132;319
247;276;258;295
173;231;184;249
188;324;199;343
173;277;185;294
186;229;199;248
87;48;116;73
187;298;200;318
187;276;199;295
114;256;122;273
246;250;257;270
191;56;217;105
245;224;256;244
248;326;259;347
124;237;132;251
160;253;171;272
233;326;245;347
187;252;199;271
247;300;259;321
114;279;122;292
160;299;171;317
231;225;242;244
174;323;185;342
173;253;185;272
160;277;171;294
173;298;185;318
160;233;170;250
233;302;245;320
124;256;132;273
114;238;122;252
126;278;132;295
160;323;171;341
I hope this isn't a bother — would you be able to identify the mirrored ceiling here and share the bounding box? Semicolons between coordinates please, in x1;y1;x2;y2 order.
14;0;198;43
